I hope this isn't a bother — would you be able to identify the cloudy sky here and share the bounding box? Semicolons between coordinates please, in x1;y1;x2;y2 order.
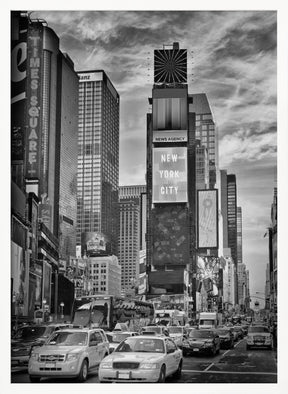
30;9;277;305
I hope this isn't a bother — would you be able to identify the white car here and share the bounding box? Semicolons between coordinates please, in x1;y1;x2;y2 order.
98;335;183;383
99;335;183;383
246;325;273;350
167;326;187;348
28;328;109;382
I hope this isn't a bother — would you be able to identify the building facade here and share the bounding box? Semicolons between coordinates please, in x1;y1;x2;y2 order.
76;70;120;256
119;185;146;295
237;207;243;266
227;174;238;304
87;255;121;296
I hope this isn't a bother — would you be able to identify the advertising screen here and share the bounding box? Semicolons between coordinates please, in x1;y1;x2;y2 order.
153;147;187;203
152;205;189;266
81;232;109;257
198;189;218;249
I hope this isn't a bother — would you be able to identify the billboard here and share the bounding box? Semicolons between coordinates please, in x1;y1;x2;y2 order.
81;232;110;257
197;189;218;249
153;130;187;143
152;205;189;266
153;147;187;203
42;261;52;311
154;48;187;84
25;24;43;179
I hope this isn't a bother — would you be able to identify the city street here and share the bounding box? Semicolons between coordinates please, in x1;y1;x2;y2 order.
11;339;277;384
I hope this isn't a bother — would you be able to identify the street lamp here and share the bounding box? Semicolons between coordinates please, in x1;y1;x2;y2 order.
60;302;64;320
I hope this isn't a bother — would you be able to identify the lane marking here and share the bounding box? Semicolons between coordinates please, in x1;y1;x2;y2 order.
204;363;214;371
182;369;277;376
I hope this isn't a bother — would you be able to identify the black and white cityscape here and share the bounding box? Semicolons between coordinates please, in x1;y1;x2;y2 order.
10;9;279;386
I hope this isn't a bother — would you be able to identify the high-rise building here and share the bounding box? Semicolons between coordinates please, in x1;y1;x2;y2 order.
76;70;120;256
195;141;209;190
11;13;79;318
237;263;246;308
119;185;146;294
146;42;197;310
189;93;218;189
237;207;243;266
227;174;238;303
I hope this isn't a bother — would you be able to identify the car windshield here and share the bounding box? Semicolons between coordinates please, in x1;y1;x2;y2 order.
143;327;161;334
115;337;165;353
47;331;88;346
168;327;183;334
13;326;48;340
189;330;214;339
217;329;230;335
248;326;269;333
107;333;131;343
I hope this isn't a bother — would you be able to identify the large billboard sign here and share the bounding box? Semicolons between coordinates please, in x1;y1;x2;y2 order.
25;25;43;179
152;205;189;266
81;232;110;257
153;147;187;203
197;189;218;249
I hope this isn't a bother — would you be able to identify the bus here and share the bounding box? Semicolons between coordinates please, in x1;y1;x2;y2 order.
71;294;154;331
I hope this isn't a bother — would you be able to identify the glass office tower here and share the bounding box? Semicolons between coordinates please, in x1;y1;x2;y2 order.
77;70;120;256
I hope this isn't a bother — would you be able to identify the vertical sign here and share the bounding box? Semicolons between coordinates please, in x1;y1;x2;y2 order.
198;189;218;249
11;13;28;160
152;147;188;203
25;24;43;179
42;261;52;311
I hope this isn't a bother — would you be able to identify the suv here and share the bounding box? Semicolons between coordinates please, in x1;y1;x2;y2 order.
28;328;109;382
11;323;69;368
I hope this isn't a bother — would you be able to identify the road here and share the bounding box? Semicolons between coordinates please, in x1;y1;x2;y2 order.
11;338;277;384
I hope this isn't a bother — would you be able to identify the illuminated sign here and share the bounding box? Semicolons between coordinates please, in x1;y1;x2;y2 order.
79;72;103;82
153;147;187;203
81;232;109;256
25;25;43;179
198;189;218;249
153;130;187;143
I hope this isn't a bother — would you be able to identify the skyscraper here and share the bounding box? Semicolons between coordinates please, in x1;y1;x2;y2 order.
119;185;146;294
237;207;243;266
76;70;120;256
189;93;218;189
227;174;238;303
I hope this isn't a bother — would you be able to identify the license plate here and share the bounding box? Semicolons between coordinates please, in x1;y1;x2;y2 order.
45;362;56;367
118;372;130;379
193;348;199;352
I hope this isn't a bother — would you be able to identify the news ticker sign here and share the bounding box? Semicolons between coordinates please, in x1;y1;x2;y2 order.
197;189;218;249
152;147;188;203
153;130;187;143
25;25;43;179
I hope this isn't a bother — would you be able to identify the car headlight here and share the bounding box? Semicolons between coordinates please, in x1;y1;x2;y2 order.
203;341;213;348
100;361;113;369
30;352;39;361
66;353;80;361
140;363;160;369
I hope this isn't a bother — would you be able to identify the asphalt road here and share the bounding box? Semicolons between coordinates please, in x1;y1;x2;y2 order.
11;338;277;384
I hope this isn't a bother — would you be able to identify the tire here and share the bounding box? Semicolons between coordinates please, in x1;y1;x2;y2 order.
29;376;41;383
173;360;182;379
182;349;188;357
78;359;88;382
158;365;166;383
246;345;250;350
211;346;216;356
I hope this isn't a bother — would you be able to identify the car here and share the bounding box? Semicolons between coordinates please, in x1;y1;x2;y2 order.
167;326;187;348
246;325;273;350
106;331;139;353
229;326;239;342
216;328;234;349
11;323;69;368
28;327;110;382
98;335;183;383
182;329;220;356
140;325;169;337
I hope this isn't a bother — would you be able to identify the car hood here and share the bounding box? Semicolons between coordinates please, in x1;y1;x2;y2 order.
101;352;164;364
34;345;85;354
248;333;271;338
188;338;213;344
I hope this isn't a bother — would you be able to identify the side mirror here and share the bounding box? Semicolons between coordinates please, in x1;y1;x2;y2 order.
167;348;174;354
109;347;114;354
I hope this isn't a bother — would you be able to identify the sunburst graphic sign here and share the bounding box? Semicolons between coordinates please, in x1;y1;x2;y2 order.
154;48;187;84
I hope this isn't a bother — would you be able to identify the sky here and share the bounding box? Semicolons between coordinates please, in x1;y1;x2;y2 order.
28;9;278;306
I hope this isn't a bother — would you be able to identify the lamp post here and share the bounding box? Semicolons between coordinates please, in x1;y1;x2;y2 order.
60;302;64;321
